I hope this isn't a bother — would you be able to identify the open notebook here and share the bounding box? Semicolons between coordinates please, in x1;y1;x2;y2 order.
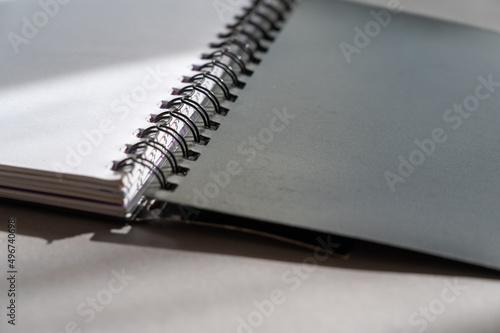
2;0;500;269
0;0;256;216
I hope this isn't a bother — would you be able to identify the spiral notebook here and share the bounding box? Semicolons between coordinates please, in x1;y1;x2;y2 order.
0;0;259;217
2;0;500;269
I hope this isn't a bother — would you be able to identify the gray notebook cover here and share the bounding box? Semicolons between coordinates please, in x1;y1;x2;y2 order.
155;0;500;269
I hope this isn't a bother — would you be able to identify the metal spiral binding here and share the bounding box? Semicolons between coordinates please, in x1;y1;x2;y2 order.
112;0;295;195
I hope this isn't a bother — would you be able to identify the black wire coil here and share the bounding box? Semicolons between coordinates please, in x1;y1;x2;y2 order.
112;0;295;191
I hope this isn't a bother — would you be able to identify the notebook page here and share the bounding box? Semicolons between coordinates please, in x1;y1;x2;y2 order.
0;0;247;182
156;0;500;269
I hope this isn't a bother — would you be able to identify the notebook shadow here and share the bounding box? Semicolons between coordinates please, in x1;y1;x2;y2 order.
1;200;499;280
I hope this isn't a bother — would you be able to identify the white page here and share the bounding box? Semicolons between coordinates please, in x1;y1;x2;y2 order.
0;0;248;182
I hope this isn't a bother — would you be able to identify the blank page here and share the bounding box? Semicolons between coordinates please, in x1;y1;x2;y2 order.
0;0;240;181
157;0;500;269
